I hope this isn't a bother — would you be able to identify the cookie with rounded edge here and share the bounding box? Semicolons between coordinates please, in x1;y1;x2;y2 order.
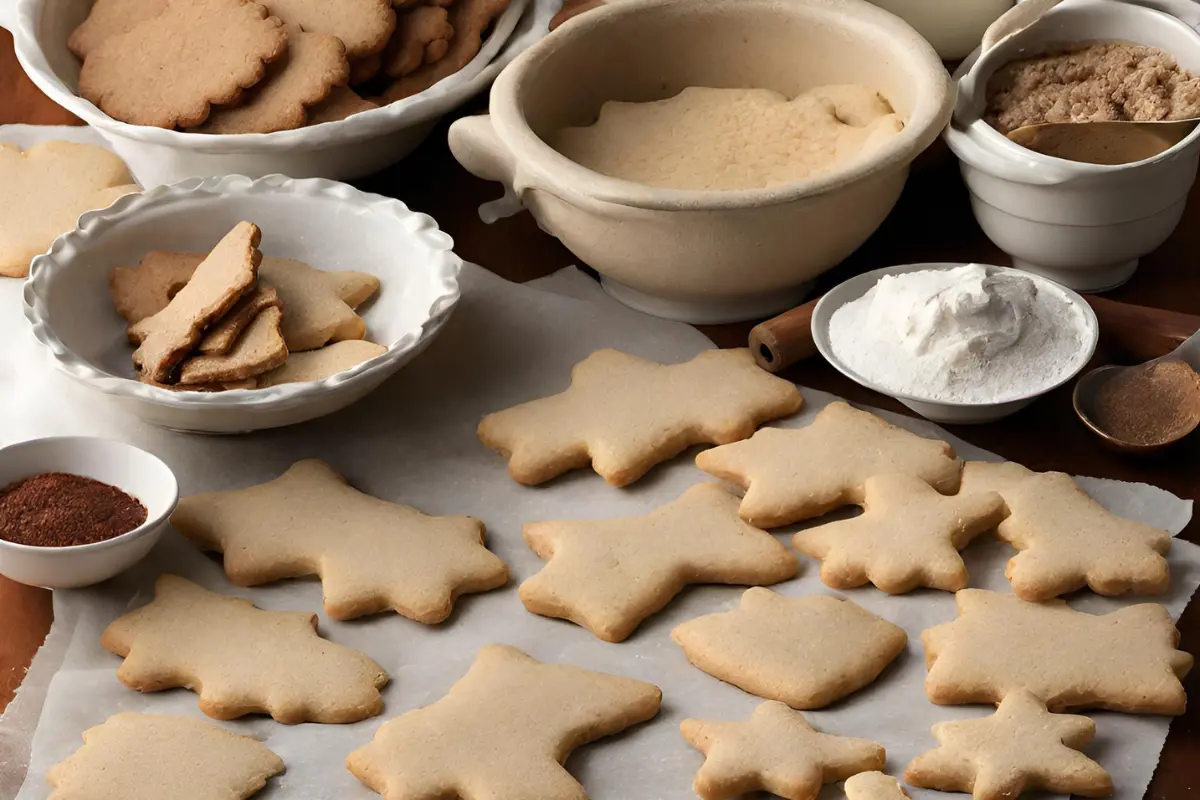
78;0;289;129
845;772;911;800
46;712;284;800
904;689;1113;800
382;0;512;101
178;306;288;384
383;5;454;77
68;0;169;59
308;87;380;123
111;250;204;326
258;0;396;58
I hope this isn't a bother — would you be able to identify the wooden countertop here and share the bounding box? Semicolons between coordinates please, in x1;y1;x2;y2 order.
1;26;1198;798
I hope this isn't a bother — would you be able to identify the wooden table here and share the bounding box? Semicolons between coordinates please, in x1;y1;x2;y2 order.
2;26;1199;797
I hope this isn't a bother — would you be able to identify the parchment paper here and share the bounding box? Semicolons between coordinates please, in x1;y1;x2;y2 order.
0;262;1196;800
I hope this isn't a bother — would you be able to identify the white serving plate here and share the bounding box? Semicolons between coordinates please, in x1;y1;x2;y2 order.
812;262;1099;424
23;174;462;433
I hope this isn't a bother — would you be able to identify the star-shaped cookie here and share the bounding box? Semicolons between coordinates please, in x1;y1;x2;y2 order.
682;701;884;800
46;713;284;800
478;348;803;487
844;772;911;800
792;474;1007;594
922;589;1193;714
346;644;662;800
672;588;907;709
960;461;1171;601
101;574;388;723
696;401;961;527
904;689;1113;800
520;482;799;642
171;459;508;623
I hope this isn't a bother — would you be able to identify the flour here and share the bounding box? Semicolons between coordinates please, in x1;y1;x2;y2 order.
828;265;1090;404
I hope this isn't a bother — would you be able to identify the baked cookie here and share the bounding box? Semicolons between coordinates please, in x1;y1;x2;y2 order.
349;54;384;84
696;401;961;527
171;459;508;622
382;0;512;101
961;461;1171;601
101;574;388;723
0;141;137;278
259;340;388;385
478;348;803;487
520;482;798;642
111;250;203;325
346;644;662;800
177;306;288;384
77;0;289;129
672;588;907;709
46;712;284;800
844;772;911;800
682;701;884;800
922;589;1193;714
904;689;1113;800
68;0;169;58
308;87;380;123
792;474;1006;594
383;5;454;77
196;284;282;354
258;0;395;58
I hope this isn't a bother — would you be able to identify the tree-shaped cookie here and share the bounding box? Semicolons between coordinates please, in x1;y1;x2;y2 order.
960;461;1171;601
478;348;803;487
792;474;1007;594
46;713;284;800
671;588;907;709
346;644;662;800
102;574;389;723
520;482;799;642
904;690;1113;800
681;701;885;800
845;772;911;800
697;402;961;527
922;589;1193;714
171;459;508;623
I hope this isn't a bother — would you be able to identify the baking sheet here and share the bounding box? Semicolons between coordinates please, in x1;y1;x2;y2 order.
0;263;1197;800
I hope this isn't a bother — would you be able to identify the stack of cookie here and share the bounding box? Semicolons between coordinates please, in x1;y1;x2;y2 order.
68;0;513;133
109;221;385;391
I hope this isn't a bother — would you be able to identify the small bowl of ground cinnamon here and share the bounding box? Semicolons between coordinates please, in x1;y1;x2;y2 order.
1074;359;1200;453
0;437;178;588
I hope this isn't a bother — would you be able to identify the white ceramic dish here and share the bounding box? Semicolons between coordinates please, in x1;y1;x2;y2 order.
0;436;177;588
869;0;1014;60
945;0;1200;292
23;174;462;434
450;0;954;324
0;0;531;185
812;262;1099;424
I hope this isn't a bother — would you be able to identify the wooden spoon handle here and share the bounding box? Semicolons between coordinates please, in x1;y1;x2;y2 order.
748;299;820;373
1084;295;1200;362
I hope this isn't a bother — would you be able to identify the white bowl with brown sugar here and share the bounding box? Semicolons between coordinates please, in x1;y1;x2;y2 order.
946;0;1200;292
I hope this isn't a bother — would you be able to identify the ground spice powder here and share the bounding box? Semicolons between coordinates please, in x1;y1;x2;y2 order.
0;472;147;547
1091;360;1200;446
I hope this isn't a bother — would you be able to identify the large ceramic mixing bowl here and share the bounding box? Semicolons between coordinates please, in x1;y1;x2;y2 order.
449;0;954;324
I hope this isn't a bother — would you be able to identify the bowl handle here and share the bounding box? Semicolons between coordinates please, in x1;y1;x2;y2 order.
449;114;520;189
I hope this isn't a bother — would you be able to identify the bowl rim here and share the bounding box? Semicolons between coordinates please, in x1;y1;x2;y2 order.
8;0;531;151
0;435;178;556
489;0;956;212
811;261;1101;409
22;173;463;409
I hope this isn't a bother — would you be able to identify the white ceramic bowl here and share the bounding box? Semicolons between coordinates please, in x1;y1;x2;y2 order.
945;0;1200;292
0;0;531;185
812;262;1099;424
23;174;461;434
868;0;1014;60
0;436;177;588
450;0;954;324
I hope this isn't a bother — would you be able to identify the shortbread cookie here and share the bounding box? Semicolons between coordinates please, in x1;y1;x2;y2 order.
171;459;507;622
904;689;1113;800
0;141;137;278
349;54;383;84
922;589;1193;713
383;5;454;77
792;474;1006;594
961;461;1171;601
382;0;512;101
346;644;662;800
259;340;388;385
68;0;169;58
672;588;907;709
258;0;395;58
682;701;884;800
111;250;203;325
102;574;388;723
141;375;259;392
46;713;284;800
845;772;911;800
178;306;288;384
197;284;282;354
697;401;961;527
78;0;288;129
194;30;350;134
478;348;803;487
308;87;380;123
521;482;798;642
132;222;261;382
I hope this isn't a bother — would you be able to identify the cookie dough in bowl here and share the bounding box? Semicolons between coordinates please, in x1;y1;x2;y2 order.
449;0;953;324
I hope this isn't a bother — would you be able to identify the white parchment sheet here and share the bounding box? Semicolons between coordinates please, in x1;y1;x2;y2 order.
0;264;1198;800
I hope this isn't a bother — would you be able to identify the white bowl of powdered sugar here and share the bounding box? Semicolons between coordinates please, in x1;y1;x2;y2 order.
815;262;1098;424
